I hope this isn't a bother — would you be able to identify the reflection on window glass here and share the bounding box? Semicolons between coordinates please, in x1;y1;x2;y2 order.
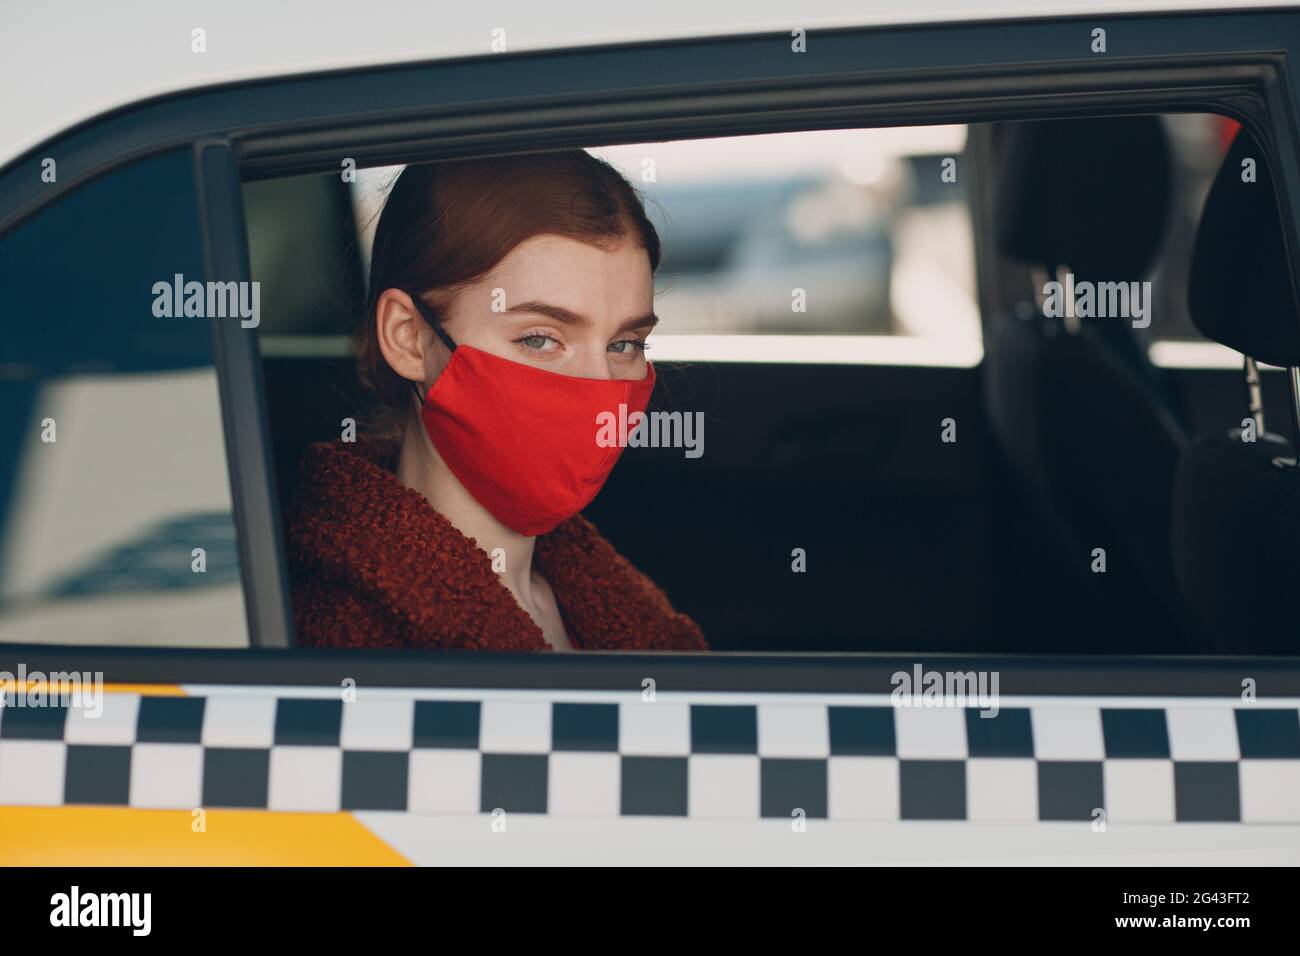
1147;113;1239;343
251;118;1241;366
593;127;977;342
326;126;980;364
0;150;248;647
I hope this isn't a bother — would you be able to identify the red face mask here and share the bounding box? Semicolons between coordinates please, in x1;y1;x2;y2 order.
406;294;656;536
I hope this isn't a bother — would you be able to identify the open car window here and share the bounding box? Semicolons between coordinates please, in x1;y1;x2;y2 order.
241;111;1286;657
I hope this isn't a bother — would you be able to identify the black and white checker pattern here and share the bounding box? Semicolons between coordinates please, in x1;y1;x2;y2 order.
1;692;1298;823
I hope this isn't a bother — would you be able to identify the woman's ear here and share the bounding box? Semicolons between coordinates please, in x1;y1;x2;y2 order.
375;288;439;388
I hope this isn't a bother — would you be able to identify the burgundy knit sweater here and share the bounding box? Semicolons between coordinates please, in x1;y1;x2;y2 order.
286;439;708;652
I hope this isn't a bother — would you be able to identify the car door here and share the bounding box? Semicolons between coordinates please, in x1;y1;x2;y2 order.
2;4;1299;866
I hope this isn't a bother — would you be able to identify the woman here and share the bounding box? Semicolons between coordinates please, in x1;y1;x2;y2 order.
287;151;707;652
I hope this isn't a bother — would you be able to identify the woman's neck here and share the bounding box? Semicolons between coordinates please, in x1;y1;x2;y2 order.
396;420;538;602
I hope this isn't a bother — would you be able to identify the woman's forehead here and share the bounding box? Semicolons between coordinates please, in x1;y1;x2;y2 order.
465;234;654;319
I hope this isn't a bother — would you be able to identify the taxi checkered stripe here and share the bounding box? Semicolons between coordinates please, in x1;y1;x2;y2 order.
1;693;1298;823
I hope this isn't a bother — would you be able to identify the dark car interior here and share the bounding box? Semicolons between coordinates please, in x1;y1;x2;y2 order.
248;113;1300;656
1174;127;1300;653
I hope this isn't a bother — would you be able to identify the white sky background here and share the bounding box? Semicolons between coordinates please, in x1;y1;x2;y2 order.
589;126;968;185
352;126;967;254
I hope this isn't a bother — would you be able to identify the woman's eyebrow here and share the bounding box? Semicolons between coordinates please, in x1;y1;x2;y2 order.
506;300;659;332
617;312;660;333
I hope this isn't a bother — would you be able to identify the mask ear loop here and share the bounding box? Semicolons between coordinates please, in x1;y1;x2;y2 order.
405;291;459;352
403;290;458;404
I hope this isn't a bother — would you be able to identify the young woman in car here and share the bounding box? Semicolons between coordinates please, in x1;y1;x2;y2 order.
286;151;707;652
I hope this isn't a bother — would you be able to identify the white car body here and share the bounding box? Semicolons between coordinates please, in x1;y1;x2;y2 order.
2;0;1298;866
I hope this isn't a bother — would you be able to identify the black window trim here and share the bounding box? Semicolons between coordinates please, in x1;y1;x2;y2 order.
1;8;1293;231
4;8;1300;694
7;645;1300;697
195;139;294;650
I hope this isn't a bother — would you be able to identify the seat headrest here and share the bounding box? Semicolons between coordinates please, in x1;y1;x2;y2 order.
994;116;1171;282
1188;128;1300;367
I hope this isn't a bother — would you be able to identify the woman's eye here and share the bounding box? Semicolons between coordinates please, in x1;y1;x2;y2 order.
517;333;559;351
609;338;648;355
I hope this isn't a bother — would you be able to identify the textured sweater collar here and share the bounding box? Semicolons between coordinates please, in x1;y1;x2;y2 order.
284;436;711;653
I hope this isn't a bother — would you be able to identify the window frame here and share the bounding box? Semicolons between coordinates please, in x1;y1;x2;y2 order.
3;8;1300;693
195;139;294;649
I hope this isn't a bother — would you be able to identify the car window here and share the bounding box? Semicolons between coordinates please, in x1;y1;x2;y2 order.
249;115;1247;370
254;125;981;368
0;149;249;648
